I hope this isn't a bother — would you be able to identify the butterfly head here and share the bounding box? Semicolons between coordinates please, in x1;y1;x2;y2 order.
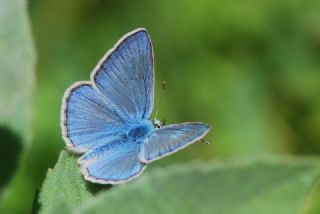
153;118;166;129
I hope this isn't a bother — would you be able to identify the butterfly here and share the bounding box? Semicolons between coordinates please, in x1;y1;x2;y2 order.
61;28;211;184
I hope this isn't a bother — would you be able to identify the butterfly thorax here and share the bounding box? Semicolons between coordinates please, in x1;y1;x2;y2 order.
126;120;155;143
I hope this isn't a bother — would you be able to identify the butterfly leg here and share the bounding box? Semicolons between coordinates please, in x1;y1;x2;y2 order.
200;139;210;145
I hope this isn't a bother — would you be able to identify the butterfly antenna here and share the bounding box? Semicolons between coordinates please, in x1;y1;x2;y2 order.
154;81;166;120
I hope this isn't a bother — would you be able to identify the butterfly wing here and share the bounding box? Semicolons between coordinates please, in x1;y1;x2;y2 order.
139;122;210;163
61;83;128;153
61;29;154;154
79;138;145;184
92;29;154;120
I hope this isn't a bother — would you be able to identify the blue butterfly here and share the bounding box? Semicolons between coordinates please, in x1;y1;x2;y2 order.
61;28;211;184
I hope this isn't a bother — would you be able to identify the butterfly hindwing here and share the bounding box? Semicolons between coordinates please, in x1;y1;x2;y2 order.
139;122;210;163
79;138;146;184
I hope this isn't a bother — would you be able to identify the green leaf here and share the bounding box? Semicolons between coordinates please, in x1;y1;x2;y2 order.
0;0;35;145
303;179;320;214
39;151;92;214
74;157;320;214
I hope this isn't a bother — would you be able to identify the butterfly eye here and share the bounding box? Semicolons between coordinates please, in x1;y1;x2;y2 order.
153;119;162;129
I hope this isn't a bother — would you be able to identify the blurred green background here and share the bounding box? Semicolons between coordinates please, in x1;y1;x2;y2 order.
1;0;320;213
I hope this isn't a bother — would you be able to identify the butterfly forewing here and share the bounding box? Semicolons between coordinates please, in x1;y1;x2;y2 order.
62;83;128;153
93;30;154;120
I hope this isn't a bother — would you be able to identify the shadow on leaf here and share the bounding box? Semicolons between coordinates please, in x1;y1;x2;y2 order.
0;126;22;190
